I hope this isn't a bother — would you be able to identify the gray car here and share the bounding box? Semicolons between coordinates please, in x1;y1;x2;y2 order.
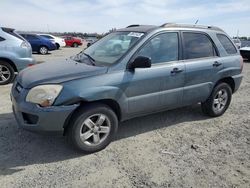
0;27;35;85
11;24;243;153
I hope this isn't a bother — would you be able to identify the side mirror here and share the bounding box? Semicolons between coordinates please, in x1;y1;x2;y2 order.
128;56;151;70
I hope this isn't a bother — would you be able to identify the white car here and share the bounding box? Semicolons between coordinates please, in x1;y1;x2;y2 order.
38;34;66;49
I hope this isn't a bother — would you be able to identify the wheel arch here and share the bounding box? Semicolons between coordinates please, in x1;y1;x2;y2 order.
63;99;122;135
0;57;18;72
215;77;235;93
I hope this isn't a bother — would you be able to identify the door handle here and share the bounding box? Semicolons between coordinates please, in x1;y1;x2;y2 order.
171;67;183;74
213;61;222;67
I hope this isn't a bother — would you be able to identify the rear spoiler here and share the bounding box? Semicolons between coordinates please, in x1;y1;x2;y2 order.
1;27;15;32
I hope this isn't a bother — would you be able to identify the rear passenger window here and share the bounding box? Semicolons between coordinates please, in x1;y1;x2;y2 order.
217;34;237;54
183;32;217;59
27;35;38;40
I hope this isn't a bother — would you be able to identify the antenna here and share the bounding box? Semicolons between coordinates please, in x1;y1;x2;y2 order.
195;20;199;25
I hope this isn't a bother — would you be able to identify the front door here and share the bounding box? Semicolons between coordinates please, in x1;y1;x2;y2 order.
125;32;185;115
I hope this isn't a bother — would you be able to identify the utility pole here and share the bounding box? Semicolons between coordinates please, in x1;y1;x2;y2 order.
47;24;50;33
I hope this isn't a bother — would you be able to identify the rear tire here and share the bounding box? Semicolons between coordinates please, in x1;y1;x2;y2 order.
39;46;48;55
67;103;118;153
0;61;15;85
201;82;232;117
73;43;78;48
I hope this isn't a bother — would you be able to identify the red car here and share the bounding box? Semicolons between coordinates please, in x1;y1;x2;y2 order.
63;36;82;47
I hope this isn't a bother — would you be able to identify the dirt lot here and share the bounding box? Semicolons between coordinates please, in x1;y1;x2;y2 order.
0;48;249;188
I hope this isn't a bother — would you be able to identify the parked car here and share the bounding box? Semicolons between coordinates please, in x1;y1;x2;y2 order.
105;35;131;53
232;38;241;49
85;36;98;47
38;34;66;49
240;47;250;60
12;24;243;153
63;36;82;47
0;27;35;85
20;34;56;55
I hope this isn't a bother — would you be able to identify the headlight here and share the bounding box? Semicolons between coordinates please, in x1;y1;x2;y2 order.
26;85;63;107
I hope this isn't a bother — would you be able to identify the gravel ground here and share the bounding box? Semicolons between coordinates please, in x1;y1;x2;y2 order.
0;48;249;188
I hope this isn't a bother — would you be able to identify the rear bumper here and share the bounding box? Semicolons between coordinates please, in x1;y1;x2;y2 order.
48;44;57;51
59;41;66;47
11;87;79;133
232;74;243;93
15;57;36;72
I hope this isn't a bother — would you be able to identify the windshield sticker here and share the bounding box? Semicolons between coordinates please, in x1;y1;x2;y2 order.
127;32;144;38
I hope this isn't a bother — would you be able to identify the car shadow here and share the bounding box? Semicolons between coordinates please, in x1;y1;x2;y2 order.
0;104;208;176
32;52;52;55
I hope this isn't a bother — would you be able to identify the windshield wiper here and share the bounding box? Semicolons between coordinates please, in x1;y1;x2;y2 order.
83;53;96;66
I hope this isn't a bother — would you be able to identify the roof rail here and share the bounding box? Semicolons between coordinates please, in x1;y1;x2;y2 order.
160;23;224;32
127;24;140;28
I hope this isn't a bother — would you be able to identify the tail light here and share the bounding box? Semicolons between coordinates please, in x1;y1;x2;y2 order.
20;41;30;48
240;56;244;71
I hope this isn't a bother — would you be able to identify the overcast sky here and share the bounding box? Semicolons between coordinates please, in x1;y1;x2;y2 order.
0;0;250;37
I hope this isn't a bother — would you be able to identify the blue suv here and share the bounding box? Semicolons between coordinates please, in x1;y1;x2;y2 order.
20;34;56;55
11;24;243;153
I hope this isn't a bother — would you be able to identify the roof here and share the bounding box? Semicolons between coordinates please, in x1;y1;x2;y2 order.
117;25;158;33
116;23;225;33
161;23;224;32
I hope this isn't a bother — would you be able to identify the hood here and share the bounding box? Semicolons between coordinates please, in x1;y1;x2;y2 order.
17;59;108;88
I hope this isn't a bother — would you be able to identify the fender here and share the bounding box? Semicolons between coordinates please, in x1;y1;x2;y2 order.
55;85;128;118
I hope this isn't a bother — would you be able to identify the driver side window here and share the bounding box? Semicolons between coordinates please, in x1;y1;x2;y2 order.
136;32;179;64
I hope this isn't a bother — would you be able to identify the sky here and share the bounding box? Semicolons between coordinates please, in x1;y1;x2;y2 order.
0;0;250;37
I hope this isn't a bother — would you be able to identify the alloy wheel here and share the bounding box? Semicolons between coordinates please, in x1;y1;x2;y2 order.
212;89;228;113
40;47;48;54
0;65;11;83
79;114;111;146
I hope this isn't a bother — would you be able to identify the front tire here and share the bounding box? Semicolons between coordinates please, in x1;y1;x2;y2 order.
201;82;232;117
67;104;118;153
56;43;60;49
0;61;15;85
39;46;48;55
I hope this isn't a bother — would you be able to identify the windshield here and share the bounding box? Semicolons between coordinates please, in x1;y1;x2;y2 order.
82;31;144;65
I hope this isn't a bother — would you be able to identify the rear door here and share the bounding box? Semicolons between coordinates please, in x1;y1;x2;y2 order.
181;31;223;105
126;32;185;115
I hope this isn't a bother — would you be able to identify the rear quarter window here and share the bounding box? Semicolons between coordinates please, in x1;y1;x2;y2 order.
217;34;237;54
0;36;5;41
2;28;25;41
41;35;53;39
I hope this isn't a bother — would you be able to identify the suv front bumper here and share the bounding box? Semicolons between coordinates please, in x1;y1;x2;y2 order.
11;83;79;133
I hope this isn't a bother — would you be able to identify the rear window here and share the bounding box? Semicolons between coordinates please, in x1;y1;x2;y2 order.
40;35;53;39
1;27;25;41
217;34;237;54
183;32;217;59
